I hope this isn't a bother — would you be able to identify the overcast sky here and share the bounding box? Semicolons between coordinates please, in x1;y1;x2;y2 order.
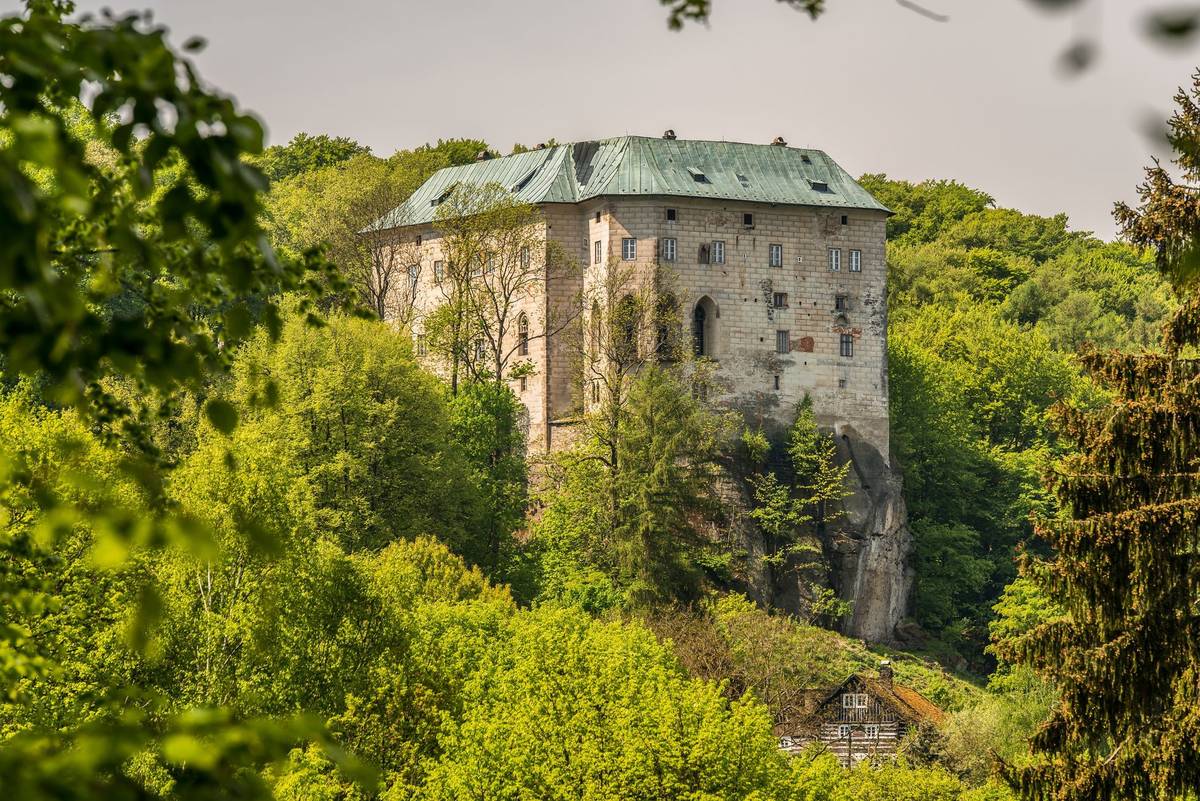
37;0;1200;239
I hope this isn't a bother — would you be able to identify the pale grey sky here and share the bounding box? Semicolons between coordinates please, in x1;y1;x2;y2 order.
44;0;1200;238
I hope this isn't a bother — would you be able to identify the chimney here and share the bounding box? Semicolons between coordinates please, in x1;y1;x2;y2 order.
878;660;893;688
771;136;788;146
475;149;493;161
662;129;677;140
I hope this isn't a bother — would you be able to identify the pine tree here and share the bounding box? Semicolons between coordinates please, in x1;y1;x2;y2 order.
1001;73;1200;801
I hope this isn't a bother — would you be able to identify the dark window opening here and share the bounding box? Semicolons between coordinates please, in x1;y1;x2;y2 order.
743;212;754;227
841;215;849;225
835;295;848;312
595;211;601;222
517;314;529;356
666;208;677;221
840;333;854;358
773;375;781;391
773;292;788;308
688;167;710;183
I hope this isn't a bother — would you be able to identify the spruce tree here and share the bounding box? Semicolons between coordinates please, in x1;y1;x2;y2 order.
1002;73;1200;801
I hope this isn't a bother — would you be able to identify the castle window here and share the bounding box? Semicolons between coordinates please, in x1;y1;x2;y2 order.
841;215;849;225
850;249;862;272
773;374;780;390
829;248;841;272
416;234;422;245
835;294;848;312
712;240;725;264
775;330;790;354
474;339;485;360
622;238;637;261
407;264;420;291
773;292;788;308
416;334;427;356
661;237;677;262
743;212;755;228
693;297;717;358
592;380;600;405
594;240;602;265
433;260;444;283
519;375;527;392
666;207;677;222
769;243;783;267
520;246;530;270
517;314;529;356
687;167;709;183
810;179;829;192
840;333;854;358
595;211;601;222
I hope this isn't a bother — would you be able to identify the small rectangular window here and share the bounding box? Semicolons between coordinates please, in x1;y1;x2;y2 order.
835;295;847;311
773;292;788;308
769;243;783;268
662;237;677;262
433;260;444;283
592;380;600;405
841;215;849;226
840;333;854;358
829;248;841;272
743;212;754;227
850;249;862;272
594;240;602;265
622;238;637;261
666;208;677;222
416;334;427;356
518;375;527;392
595;211;601;222
712;240;725;264
838;725;851;738
865;725;879;739
773;374;781;390
842;694;854;709
416;234;422;245
520;246;530;270
776;330;790;354
474;340;485;360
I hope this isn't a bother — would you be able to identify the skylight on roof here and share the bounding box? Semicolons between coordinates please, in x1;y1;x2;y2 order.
809;179;830;192
801;154;812;164
687;167;710;184
511;168;537;193
736;173;751;188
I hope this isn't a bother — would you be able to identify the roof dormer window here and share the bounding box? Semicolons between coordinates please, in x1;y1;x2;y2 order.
809;179;830;192
512;168;537;193
687;167;710;184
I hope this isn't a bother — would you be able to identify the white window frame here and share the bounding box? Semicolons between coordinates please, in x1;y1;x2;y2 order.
829;248;841;272
850;249;862;272
712;240;725;264
837;724;851;738
594;240;602;265
865;724;879;739
662;237;677;262
769;243;783;268
622;237;637;261
842;694;855;709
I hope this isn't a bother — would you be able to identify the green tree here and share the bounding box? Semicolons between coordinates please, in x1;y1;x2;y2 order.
257;132;370;183
1000;74;1200;801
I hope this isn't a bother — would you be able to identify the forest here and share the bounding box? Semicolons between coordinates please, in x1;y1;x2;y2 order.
2;3;1199;801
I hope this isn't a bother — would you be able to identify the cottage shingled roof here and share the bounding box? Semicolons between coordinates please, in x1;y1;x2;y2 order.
371;136;891;229
792;672;947;732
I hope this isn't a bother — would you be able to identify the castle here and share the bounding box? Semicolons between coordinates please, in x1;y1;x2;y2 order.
371;134;910;642
373;133;891;458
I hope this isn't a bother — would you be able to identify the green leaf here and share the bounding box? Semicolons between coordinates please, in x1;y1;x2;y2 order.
204;398;239;434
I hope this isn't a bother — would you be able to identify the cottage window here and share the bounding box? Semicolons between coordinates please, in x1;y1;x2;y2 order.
829;248;841;272
662;237;677;262
850;249;862;272
865;725;879;739
769;243;783;267
712;240;725;264
773;292;788;308
622;238;637;261
594;240;602;265
838;725;851;738
840;334;854;358
775;330;790;354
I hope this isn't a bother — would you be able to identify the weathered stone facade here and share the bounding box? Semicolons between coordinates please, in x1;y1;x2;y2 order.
374;137;910;642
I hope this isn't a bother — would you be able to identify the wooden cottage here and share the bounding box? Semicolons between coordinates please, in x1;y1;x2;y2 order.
778;661;946;766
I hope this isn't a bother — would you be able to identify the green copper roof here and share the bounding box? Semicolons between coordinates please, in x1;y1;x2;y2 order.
373;136;889;229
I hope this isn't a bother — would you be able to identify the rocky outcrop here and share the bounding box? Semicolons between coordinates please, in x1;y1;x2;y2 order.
830;424;913;643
